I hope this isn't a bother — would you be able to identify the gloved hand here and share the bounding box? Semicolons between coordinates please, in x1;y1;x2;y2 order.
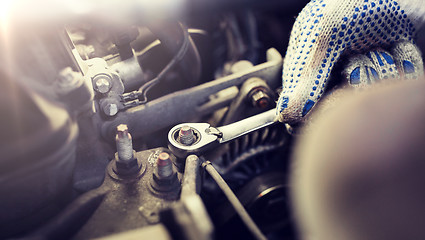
277;0;425;124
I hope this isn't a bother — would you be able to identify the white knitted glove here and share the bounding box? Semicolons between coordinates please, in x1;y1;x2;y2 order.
277;0;425;123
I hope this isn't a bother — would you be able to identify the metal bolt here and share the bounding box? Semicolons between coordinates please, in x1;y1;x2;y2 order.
93;74;112;94
115;124;134;163
156;152;173;178
251;90;271;109
150;152;178;192
103;103;118;116
178;125;195;146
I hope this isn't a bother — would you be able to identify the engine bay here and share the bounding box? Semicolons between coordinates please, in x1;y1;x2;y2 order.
2;0;425;239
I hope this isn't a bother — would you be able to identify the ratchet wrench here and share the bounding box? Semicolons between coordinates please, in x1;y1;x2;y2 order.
168;109;278;157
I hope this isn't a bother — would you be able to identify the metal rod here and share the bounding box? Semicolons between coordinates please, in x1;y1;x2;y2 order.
202;161;267;240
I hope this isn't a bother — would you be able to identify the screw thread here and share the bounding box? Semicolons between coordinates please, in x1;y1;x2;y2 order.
115;124;134;162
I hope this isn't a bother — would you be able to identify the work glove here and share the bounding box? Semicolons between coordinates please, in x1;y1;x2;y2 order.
276;0;425;124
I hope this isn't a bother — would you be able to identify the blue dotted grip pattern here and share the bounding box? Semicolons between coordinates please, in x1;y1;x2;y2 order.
277;0;420;123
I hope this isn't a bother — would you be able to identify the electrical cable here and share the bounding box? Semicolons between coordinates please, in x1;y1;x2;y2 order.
130;22;191;104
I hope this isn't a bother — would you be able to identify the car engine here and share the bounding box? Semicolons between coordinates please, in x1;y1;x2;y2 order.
2;0;425;239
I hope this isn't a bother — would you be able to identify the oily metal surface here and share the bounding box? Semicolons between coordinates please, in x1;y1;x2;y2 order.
73;148;181;240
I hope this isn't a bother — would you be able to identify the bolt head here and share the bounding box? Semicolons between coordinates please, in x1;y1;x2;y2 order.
116;124;129;138
178;125;195;145
104;103;118;116
93;74;112;94
251;90;271;108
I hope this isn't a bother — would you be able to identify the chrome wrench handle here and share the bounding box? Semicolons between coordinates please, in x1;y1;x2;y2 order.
216;109;278;143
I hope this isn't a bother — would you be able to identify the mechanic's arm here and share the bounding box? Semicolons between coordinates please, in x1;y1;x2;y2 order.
277;0;425;123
